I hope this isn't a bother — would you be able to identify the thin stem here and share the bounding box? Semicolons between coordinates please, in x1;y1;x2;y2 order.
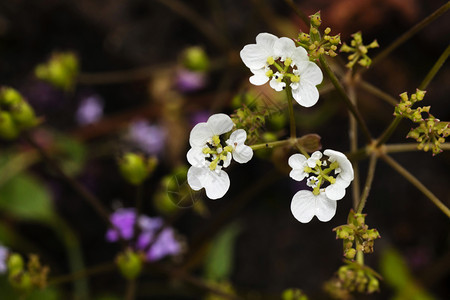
380;153;450;217
358;80;398;106
356;246;364;265
356;154;378;213
376;44;449;147
346;71;361;209
286;86;297;139
250;139;292;151
386;143;450;153
125;280;137;300
371;2;450;67
419;44;450;90
319;55;372;142
48;262;116;286
24;133;114;228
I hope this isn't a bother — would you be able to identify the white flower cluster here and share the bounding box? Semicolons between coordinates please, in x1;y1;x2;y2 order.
288;150;354;223
187;114;253;199
240;33;323;107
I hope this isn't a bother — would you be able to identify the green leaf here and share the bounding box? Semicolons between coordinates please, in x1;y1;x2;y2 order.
203;222;242;281
0;173;55;223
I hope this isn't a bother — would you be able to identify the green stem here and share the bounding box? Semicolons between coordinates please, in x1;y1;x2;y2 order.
286;85;297;139
381;153;450;217
386;143;450;153
319;55;372;142
125;279;137;300
356;154;378;213
371;2;450;67
50;216;89;300
356;248;364;265
375;116;402;147
250;139;292;151
419;44;450;90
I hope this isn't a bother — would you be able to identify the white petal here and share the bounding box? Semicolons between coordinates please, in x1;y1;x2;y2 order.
291;46;309;63
187;166;205;191
274;37;295;59
207;113;234;136
315;194;337;222
291;190;316;223
228;129;247;145
233;144;253;164
249;73;269;85
189;123;213;147
289;169;307;181
324;149;354;182
255;32;278;49
223;152;232;168
298;61;323;86
291;82;320;107
270;77;286;91
187;167;230;199
288;154;307;169
187;147;205;167
325;180;347;200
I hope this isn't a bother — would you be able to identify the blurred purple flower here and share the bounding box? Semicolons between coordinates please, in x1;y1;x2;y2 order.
105;208;136;242
0;245;9;274
128;120;166;155
76;95;104;125
175;69;206;92
106;209;182;262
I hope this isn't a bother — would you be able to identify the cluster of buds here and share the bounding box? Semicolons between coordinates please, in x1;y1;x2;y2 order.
231;104;268;144
7;253;49;293
0;87;39;140
333;210;380;259
282;288;308;300
395;89;449;155
118;152;158;185
340;32;379;68
35;52;79;91
295;12;341;60
324;261;381;298
116;248;145;280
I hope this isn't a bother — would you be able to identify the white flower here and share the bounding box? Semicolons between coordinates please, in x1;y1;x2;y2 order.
291;190;337;223
240;33;323;107
323;149;354;200
288;149;354;223
226;129;253;163
186;114;253;200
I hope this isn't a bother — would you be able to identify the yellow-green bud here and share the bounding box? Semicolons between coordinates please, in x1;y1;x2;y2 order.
182;46;209;71
282;288;308;300
324;27;331;34
0;87;23;106
8;253;24;274
415;89;426;101
0;112;19;140
345;248;356;259
9;271;33;291
116;249;143;280
118;153;152;185
368;40;379;48
367;276;379;293
298;33;310;42
10;101;37;128
309;12;322;27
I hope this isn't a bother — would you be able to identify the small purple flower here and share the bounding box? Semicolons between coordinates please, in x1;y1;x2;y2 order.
76;95;104;125
128;120;166;155
146;228;181;261
0;245;9;274
105;208;137;242
175;69;207;92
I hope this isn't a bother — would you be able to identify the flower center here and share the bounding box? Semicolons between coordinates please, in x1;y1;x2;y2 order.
202;135;233;171
266;56;300;87
302;157;340;195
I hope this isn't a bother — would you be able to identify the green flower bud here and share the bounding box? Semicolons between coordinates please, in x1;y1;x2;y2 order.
35;52;79;91
309;12;322;27
10;101;37;128
344;248;356;260
8;253;24;274
367;276;379;293
182;46;209;71
0;111;20;140
282;288;308;300
415;89;426;101
118;153;155;185
0;87;23;106
116;249;143;280
298;32;310;42
9;271;33;291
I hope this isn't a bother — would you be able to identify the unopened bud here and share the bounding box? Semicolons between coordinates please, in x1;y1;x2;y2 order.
182;46;209;71
119;153;155;185
344;248;356;259
0;112;19;140
116;249;143;280
309;12;322;27
10;101;37;128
